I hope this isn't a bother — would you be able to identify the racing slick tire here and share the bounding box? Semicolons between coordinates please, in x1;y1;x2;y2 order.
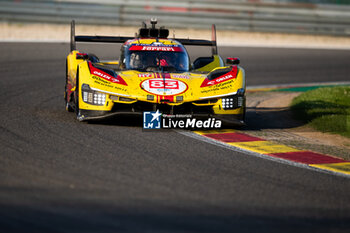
65;61;74;112
74;70;83;121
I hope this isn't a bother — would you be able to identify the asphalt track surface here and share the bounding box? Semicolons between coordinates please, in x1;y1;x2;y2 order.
0;42;350;233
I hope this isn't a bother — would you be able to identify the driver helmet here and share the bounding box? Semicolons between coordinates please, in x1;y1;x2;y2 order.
157;53;175;67
159;59;169;66
130;53;142;68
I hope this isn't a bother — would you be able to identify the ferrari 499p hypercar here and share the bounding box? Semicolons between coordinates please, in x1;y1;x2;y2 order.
65;19;246;125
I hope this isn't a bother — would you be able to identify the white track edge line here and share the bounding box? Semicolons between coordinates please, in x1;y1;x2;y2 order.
247;81;350;90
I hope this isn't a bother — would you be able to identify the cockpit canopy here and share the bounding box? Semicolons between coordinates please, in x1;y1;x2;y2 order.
123;44;189;72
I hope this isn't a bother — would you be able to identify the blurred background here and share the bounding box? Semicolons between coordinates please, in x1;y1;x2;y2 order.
0;0;349;36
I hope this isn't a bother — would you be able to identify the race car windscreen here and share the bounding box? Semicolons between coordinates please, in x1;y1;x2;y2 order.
125;50;189;72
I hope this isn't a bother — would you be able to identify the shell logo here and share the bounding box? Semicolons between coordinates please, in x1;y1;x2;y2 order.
141;78;188;96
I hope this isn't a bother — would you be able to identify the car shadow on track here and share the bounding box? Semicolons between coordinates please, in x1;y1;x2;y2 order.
0;202;349;233
242;106;303;130
86;115;143;127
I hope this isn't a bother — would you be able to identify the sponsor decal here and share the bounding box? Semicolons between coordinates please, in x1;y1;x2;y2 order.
140;78;188;96
92;76;128;92
200;79;234;94
158;95;174;102
88;63;127;85
129;45;184;52
138;73;153;78
200;66;238;88
143;111;222;129
200;87;220;94
131;43;178;47
92;76;114;88
172;74;190;79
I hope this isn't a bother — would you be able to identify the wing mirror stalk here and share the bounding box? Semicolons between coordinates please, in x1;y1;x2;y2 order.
76;53;89;60
226;57;240;65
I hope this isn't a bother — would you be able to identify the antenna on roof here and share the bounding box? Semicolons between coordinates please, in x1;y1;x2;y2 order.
138;18;169;38
135;32;140;43
150;18;157;29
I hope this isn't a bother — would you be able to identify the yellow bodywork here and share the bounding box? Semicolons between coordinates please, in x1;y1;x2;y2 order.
66;38;246;120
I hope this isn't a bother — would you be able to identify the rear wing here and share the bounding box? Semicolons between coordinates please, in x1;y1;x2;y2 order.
176;24;217;55
70;20;218;55
70;20;133;51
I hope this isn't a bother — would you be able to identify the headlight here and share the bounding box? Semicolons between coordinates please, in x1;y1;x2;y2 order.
221;95;244;109
222;97;234;109
81;84;106;106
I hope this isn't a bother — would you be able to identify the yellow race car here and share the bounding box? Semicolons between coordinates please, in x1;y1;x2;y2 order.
65;19;245;126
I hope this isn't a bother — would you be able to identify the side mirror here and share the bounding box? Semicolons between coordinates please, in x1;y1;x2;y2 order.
76;53;88;60
226;57;240;65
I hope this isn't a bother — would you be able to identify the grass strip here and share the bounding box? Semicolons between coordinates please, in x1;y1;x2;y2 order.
290;86;350;138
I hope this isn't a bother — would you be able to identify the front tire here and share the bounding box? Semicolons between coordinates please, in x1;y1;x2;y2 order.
74;70;83;121
65;60;74;112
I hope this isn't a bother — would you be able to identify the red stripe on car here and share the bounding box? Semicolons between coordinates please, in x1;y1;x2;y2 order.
88;62;127;86
200;66;238;88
